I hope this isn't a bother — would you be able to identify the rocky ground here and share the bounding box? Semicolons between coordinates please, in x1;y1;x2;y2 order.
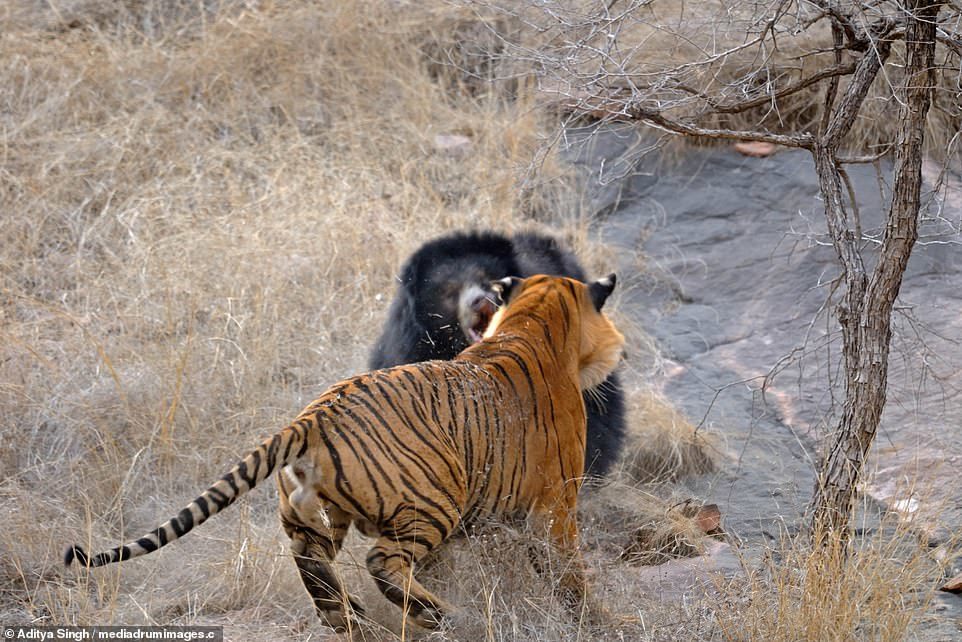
569;125;962;637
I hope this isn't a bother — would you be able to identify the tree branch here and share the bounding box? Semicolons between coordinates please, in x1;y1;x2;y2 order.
673;62;857;115
820;19;845;134
805;0;869;50
823;41;892;149
627;107;814;148
866;0;940;316
837;147;892;164
936;31;962;55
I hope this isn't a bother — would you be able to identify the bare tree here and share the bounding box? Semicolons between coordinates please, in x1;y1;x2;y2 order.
464;0;960;538
808;0;944;538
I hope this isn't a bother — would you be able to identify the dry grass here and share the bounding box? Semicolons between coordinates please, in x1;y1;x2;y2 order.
0;0;704;638
620;389;721;483
1;1;952;641
714;516;960;642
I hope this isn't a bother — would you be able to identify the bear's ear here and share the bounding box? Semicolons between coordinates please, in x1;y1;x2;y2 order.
490;276;522;305
588;273;616;311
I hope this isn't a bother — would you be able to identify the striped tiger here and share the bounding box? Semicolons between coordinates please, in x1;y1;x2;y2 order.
65;273;625;631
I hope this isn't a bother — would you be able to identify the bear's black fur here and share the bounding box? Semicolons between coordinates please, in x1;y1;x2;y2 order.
370;230;626;478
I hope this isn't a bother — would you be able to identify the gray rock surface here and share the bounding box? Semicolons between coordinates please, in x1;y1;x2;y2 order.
568;124;962;630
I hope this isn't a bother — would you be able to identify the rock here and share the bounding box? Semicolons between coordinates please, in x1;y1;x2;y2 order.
629;540;742;600
676;501;724;536
583;130;962;547
941;572;962;593
734;141;777;157
694;504;723;535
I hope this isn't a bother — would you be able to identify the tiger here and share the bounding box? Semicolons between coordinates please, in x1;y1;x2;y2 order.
65;273;625;631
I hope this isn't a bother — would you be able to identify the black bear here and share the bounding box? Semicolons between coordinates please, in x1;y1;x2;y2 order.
370;230;626;478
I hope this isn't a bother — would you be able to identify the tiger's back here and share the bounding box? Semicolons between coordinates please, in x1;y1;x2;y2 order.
288;335;586;538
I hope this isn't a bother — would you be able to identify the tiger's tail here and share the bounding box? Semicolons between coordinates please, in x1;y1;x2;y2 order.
65;421;311;568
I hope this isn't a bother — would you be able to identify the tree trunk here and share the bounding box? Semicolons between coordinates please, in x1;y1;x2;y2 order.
810;0;941;539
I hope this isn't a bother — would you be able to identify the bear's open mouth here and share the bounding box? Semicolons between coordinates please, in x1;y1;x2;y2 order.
465;298;496;344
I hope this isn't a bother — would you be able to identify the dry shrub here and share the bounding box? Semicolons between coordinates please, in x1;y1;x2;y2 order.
619;501;723;566
620;388;721;483
578;479;723;567
402;523;600;640
715;515;959;642
515;0;961;158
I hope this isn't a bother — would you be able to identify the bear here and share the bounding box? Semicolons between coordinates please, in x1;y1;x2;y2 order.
369;230;626;478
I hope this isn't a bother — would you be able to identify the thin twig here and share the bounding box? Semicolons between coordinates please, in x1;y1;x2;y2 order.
674;62;857;114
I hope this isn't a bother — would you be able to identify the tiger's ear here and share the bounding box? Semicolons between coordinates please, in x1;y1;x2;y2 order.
490;276;522;305
588;273;616;311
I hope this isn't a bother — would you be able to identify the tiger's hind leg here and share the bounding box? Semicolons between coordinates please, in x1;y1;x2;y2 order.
290;524;366;630
366;518;457;630
281;485;365;631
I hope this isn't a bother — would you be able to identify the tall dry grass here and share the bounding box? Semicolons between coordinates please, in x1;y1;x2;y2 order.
0;1;699;638
715;515;959;642
0;1;951;640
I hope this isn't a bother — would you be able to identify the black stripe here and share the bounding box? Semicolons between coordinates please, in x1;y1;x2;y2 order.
510;334;558;440
350;382;463;523
265;433;281;471
385;512;448;539
172;507;194;536
195;495;210;518
207;486;231;510
485;362;522;511
237;450;259;488
222;471;240;496
557;295;572;342
340;399;451;526
465;382;498;522
137;536;159;553
295;423;309;457
278;468;292;495
330;401;402;506
282;432;295;462
367;376;463;487
399;369;429;399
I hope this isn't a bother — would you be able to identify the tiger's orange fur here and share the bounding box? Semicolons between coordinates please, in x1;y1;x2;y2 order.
65;274;624;630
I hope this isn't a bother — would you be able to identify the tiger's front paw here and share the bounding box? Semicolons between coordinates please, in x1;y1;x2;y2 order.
407;598;459;630
317;599;366;633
